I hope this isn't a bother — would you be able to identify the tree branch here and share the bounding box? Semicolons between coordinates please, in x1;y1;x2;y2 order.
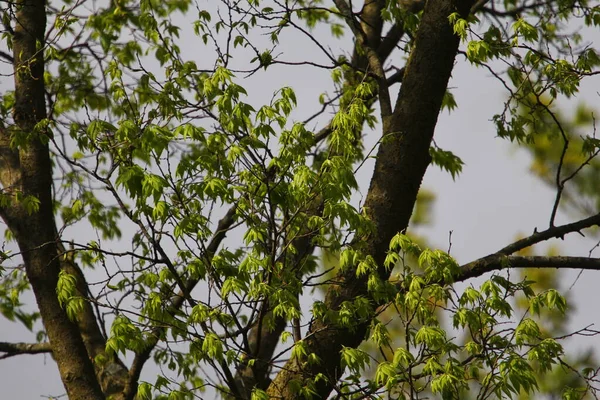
496;212;600;256
462;255;600;278
0;50;14;63
479;1;555;17
0;341;52;359
457;212;600;282
377;23;404;61
311;1;407;146
234;211;321;397
313;66;405;143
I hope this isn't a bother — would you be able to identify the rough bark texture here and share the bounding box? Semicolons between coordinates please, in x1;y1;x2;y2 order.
266;0;474;397
59;248;129;397
0;1;105;399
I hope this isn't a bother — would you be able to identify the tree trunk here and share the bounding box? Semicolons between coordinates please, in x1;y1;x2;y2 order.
267;0;474;397
0;1;105;398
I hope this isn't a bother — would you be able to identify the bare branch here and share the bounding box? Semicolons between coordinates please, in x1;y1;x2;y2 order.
497;212;600;256
0;50;13;63
460;255;600;281
0;341;52;359
457;212;600;281
377;23;404;63
479;1;555;17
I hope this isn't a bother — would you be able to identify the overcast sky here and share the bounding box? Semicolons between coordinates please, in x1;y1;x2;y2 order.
1;2;600;398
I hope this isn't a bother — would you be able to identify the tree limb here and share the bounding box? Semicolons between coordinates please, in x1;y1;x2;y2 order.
313;66;406;143
0;50;13;63
235;3;409;396
498;212;600;256
462;255;600;279
334;0;392;115
377;23;404;61
479;1;555;17
0;341;52;359
457;212;600;281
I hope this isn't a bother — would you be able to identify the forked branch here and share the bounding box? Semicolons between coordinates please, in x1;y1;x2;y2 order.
457;212;600;282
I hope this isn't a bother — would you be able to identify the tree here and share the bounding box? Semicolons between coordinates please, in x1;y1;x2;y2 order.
1;0;600;399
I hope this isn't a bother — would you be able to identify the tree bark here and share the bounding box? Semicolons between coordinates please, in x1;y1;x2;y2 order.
267;0;474;397
0;1;105;399
59;248;129;397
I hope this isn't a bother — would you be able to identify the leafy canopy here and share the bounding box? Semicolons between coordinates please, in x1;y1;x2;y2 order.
1;0;600;399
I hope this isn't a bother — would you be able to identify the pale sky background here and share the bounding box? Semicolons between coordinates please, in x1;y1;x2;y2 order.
1;1;600;398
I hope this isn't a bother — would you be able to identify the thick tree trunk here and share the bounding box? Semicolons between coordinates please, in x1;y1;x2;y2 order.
0;1;105;399
267;0;474;397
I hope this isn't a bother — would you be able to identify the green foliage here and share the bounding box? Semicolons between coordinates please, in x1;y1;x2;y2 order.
1;0;600;399
56;271;85;321
106;315;145;356
0;267;39;331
